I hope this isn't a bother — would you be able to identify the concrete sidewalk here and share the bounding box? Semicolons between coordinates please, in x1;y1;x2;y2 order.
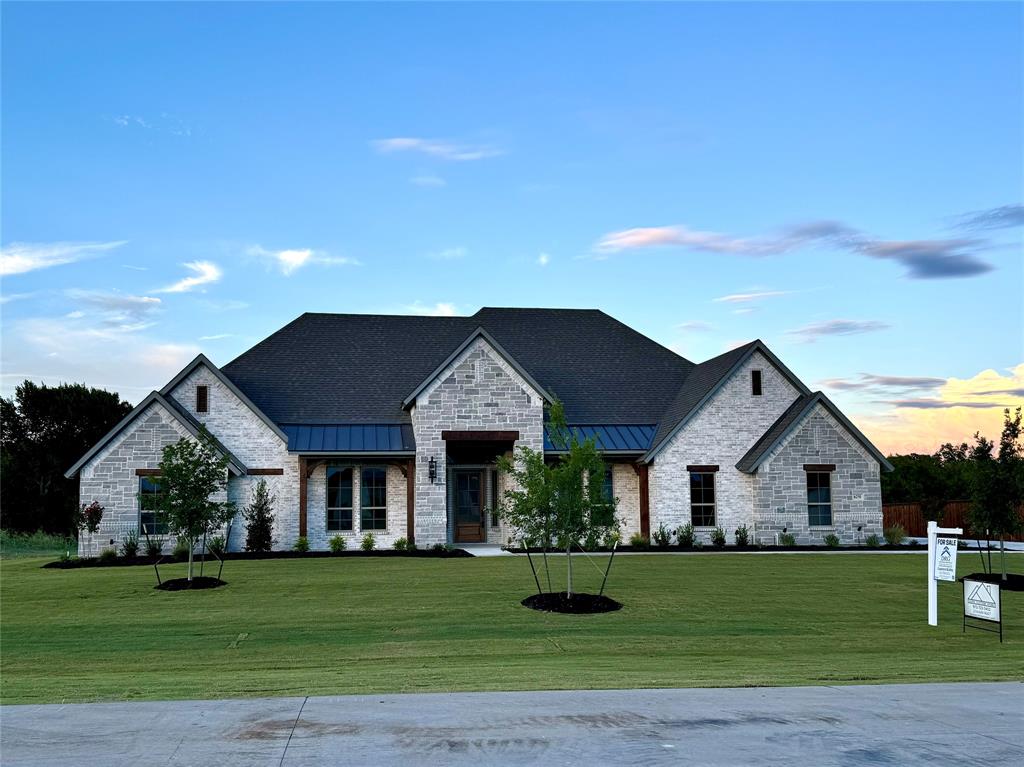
2;683;1021;766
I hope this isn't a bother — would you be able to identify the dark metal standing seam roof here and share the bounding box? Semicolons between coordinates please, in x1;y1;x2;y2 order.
544;425;657;452
282;424;415;453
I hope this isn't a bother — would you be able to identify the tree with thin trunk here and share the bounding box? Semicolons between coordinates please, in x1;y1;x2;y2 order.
497;401;619;598
150;428;235;582
968;407;1024;581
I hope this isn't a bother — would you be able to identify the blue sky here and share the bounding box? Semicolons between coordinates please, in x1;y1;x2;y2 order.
2;1;1022;453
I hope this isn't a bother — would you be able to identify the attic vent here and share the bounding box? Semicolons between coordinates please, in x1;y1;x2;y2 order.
196;385;209;413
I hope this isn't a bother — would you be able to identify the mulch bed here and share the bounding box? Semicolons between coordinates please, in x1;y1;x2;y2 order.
44;547;473;569
522;591;622;614
961;572;1024;592
156;576;226;591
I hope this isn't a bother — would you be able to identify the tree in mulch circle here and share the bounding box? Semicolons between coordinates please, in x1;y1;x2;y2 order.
497;400;622;613
968;407;1024;582
149;427;235;587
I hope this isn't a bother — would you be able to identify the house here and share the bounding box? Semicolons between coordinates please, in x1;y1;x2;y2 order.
65;308;892;555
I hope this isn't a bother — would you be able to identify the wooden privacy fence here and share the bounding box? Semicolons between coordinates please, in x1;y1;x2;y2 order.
882;500;1024;542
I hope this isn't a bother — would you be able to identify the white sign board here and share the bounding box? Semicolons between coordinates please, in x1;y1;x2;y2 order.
933;536;958;582
964;579;1001;623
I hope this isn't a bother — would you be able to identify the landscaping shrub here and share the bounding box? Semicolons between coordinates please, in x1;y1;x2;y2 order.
676;523;695;547
603;530;622;549
823;533;840;547
393;537;409;551
243;479;275;553
583;530;602;551
361;533;375;552
865;533;881;548
883;525;907;546
119;530;139;559
98;547;118;564
629;532;649;549
711;527;727;548
172;538;191;559
207;535;226;557
779;532;796;546
652;524;671;548
329;535;347;553
293;536;310;553
431;542;447;552
406;540;418;551
144;537;164;557
734;524;750;547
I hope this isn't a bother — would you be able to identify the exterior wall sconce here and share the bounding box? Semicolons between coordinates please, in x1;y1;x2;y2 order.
428;456;437;484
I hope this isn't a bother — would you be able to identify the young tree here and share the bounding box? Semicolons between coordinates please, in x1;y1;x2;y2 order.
497;401;619;597
150;428;235;582
243;479;276;553
968;407;1024;581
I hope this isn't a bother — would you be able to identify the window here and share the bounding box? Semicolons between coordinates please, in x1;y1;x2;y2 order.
751;370;762;396
326;467;353;531
589;465;616;525
139;476;168;536
689;472;716;527
360;467;387;530
807;471;832;526
196;385;209;413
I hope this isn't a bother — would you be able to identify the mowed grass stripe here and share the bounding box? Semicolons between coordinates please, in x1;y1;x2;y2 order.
1;553;1020;703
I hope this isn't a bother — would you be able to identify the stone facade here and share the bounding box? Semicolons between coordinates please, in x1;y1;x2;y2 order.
77;402;200;557
752;403;882;545
166;365;300;550
410;338;544;545
73;342;885;555
648;351;802;543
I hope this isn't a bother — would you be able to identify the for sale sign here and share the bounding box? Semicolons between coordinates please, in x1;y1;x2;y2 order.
933;536;958;582
963;579;1001;623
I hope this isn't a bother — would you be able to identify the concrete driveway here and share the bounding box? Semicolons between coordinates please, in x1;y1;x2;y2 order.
2;683;1021;766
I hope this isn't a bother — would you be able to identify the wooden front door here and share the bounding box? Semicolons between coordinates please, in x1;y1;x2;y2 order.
453;470;485;543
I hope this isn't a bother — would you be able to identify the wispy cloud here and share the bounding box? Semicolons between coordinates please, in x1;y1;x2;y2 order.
954;204;1024;231
819;373;946;392
371;137;504;162
65;290;162;330
403;301;460;317
155;261;222;293
199;299;249;312
594;214;999;279
787;319;890;342
410;175;446;187
713;290;792;304
427;247;468;261
1;240;126;276
0;292;38;305
536;252;551;267
248;245;359;275
111;112;192;137
878;398;1006;410
199;333;233;341
676;320;714;332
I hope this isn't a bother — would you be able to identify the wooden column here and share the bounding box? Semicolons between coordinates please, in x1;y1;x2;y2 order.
298;456;308;538
406;458;416;544
638;463;650;538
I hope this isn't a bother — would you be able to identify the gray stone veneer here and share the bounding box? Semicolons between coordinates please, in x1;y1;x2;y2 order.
752;403;882;545
648;351;801;543
410;339;544;546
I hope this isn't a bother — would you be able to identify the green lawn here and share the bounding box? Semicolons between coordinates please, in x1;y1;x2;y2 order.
1;552;1021;704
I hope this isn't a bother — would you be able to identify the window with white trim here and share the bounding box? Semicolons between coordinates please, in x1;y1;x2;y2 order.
360;467;388;530
326;466;354;531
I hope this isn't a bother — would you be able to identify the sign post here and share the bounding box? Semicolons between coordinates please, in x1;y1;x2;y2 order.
927;520;963;626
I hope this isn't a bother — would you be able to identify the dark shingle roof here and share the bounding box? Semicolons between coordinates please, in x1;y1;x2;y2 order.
221;308;693;425
735;391;894;473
